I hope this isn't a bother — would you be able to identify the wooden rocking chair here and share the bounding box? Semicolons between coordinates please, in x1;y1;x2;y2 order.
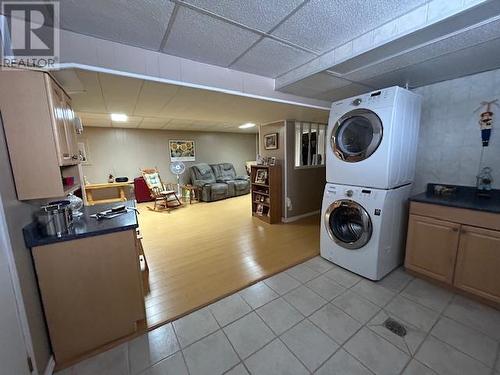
141;168;183;211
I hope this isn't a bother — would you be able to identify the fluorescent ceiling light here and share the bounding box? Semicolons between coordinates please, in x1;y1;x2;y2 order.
110;113;128;122
239;122;256;129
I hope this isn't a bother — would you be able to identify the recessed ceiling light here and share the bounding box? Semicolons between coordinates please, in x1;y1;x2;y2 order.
110;113;128;122
239;122;256;129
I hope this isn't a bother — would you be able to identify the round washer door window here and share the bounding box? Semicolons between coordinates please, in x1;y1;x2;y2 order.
332;109;383;162
325;199;372;250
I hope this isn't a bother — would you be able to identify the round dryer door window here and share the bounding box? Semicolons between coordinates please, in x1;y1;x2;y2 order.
325;199;372;250
332;109;383;162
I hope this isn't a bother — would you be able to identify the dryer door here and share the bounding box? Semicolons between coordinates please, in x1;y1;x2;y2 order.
331;109;383;162
325;199;372;250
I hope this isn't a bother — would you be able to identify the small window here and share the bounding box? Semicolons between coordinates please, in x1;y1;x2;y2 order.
295;121;327;168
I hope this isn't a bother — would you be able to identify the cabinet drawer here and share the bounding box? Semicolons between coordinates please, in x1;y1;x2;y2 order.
454;226;500;303
405;214;460;284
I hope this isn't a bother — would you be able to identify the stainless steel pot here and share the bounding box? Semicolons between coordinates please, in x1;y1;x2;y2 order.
36;200;73;237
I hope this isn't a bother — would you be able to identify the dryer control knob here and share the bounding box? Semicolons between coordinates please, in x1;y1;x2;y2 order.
345;190;353;197
352;98;362;106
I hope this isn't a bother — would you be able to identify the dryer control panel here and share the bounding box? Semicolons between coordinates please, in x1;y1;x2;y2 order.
331;86;397;113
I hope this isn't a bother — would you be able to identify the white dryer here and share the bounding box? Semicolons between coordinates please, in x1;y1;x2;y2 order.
326;86;421;189
320;182;412;280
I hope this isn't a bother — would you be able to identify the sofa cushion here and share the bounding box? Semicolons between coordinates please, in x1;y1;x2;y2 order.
232;179;249;191
191;163;216;183
211;163;237;181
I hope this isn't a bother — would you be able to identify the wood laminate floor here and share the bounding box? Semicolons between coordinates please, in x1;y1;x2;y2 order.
138;194;320;329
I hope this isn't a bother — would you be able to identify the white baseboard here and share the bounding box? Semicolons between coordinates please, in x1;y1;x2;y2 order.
43;356;55;375
282;210;320;223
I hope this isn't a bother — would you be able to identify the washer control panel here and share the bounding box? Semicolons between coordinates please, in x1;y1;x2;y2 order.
325;185;376;200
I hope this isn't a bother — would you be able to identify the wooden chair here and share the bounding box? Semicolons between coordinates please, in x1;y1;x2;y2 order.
141;168;183;211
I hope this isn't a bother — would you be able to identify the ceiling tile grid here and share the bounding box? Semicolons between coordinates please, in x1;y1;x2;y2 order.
162;6;261;67
63;70;328;133
181;0;305;32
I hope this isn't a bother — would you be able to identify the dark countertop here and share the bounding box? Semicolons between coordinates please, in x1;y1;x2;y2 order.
24;200;138;248
410;184;500;214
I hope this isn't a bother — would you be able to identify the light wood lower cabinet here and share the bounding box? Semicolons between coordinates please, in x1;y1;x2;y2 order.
32;230;145;366
454;226;500;304
405;214;460;284
405;202;500;308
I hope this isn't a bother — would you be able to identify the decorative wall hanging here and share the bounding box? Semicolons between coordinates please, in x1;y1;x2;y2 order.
169;140;196;162
474;99;498;147
473;99;497;197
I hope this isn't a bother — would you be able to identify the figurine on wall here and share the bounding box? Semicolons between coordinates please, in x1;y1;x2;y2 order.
474;99;498;147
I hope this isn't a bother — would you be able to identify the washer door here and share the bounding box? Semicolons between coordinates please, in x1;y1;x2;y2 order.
331;109;383;162
325;199;372;250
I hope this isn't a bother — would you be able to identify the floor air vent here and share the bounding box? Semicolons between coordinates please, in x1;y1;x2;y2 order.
383;318;407;337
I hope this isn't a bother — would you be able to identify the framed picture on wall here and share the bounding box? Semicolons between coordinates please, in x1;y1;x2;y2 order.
264;133;278;150
169;140;196;161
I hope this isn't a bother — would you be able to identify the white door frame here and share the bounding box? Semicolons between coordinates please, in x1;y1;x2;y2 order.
0;194;38;374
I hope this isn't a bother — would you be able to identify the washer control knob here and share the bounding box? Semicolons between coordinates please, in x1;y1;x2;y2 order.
345;190;353;197
352;98;362;106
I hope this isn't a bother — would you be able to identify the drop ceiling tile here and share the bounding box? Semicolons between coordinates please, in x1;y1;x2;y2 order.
98;73;144;114
427;0;462;23
139;117;171;129
134;81;179;116
232;38;315;78
272;0;427;52
70;70;106;113
162;7;260;67
164;119;195;130
79;112;111;127
59;0;175;50
111;115;142;128
183;0;304;32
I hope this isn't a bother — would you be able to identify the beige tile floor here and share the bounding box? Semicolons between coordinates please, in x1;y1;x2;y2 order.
56;257;500;375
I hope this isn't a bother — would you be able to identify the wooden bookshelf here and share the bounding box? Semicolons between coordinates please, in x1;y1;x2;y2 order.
250;165;282;224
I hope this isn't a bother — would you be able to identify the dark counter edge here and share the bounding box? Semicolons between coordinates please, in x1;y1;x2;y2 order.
410;184;500;214
24;200;139;248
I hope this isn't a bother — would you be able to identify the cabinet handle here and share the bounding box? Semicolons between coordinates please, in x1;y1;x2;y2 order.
451;228;458;232
461;229;467;234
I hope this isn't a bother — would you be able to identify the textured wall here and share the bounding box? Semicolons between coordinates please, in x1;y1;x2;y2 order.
413;68;500;194
79;127;257;184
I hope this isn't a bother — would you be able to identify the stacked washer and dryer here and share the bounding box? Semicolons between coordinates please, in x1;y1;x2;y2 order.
320;86;422;280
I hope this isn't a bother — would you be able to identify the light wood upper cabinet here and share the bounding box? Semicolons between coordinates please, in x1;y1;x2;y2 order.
454;226;500;303
405;214;460;284
45;74;79;165
0;69;81;200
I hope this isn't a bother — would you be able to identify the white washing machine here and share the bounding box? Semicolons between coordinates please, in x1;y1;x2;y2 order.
320;182;412;280
326;86;421;189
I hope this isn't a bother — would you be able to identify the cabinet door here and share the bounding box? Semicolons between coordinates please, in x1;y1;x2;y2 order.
61;95;79;163
454;226;500;303
405;214;460;284
46;78;72;165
